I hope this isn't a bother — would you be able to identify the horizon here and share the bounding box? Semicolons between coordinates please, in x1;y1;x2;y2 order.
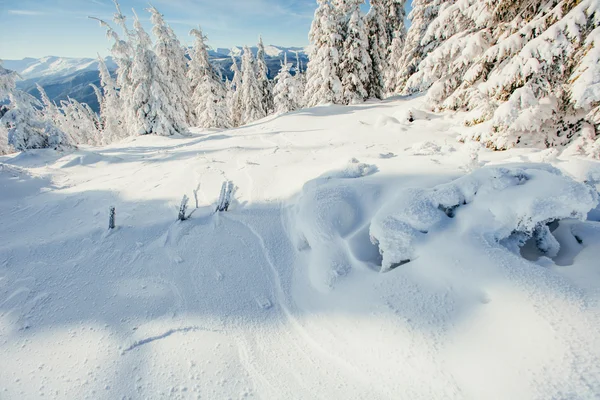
0;0;412;60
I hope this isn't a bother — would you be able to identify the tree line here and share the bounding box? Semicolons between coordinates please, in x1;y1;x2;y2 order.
1;0;599;157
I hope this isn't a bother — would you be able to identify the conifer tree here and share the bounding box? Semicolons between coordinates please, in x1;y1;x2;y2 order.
228;55;244;127
274;53;299;114
240;46;266;124
188;27;231;128
128;11;157;135
395;0;447;93
149;6;190;132
96;55;122;142
340;0;371;104
304;0;344;107
365;0;388;99
5;91;68;151
0;62;18;154
59;98;102;145
256;36;274;114
293;51;306;108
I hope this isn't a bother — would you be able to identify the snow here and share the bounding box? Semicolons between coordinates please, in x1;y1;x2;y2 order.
2;56;117;80
1;96;599;399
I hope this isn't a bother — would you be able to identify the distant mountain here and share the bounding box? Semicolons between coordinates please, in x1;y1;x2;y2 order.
4;45;307;113
4;56;117;80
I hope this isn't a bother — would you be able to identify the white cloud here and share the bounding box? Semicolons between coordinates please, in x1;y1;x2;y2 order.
8;9;45;16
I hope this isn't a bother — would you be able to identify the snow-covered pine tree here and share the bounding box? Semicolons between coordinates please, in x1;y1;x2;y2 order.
340;0;371;104
240;46;266;124
292;51;306;108
36;84;62;127
256;36;274;115
4;90;68;151
384;30;405;94
395;0;447;94
404;0;600;155
274;53;299;114
96;55;122;142
366;0;407;97
90;8;133;136
128;11;156;136
228;55;243;127
188;27;231;129
148;6;191;132
382;0;407;53
0;62;18;154
365;0;388;99
59;97;102;145
304;0;344;107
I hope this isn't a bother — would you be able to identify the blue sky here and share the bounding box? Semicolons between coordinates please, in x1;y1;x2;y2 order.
0;0;411;60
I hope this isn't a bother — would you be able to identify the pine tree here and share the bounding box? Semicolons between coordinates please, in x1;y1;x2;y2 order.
240;46;266;124
404;0;600;155
274;53;299;114
0;62;19;154
90;4;133;136
129;11;157;135
148;6;190;133
293;51;306;108
188;27;231;129
36;84;62;126
5;91;68;151
395;0;447;94
340;0;371;104
384;29;405;94
96;55;122;142
59;98;102;145
256;36;274;114
304;0;344;107
365;0;388;99
228;55;244;127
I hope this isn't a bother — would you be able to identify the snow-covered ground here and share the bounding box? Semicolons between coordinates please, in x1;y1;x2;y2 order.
1;96;599;399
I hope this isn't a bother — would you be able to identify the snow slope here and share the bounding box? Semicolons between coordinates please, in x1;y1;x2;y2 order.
1;96;599;399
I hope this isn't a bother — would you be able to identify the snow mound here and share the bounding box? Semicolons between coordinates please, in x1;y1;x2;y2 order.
370;165;598;272
327;158;378;179
375;114;401;127
57;152;122;168
395;107;432;123
409;141;455;156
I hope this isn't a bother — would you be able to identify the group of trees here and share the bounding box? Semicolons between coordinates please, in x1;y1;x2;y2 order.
1;0;599;157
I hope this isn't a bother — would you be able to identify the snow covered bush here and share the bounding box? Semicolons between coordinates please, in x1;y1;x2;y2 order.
0;65;69;152
370;165;598;272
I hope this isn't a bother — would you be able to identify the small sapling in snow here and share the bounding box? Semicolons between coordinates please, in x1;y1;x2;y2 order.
178;195;189;221
108;206;116;230
216;181;234;212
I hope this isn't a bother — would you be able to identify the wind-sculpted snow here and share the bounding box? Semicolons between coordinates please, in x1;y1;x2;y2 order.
370;165;598;271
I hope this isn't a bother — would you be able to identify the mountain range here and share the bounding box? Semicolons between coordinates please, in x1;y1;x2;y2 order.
3;45;308;113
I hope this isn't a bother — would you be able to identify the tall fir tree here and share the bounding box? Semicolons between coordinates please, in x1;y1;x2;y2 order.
0;63;67;151
273;53;299;114
365;0;388;99
240;46;266;124
148;6;191;132
128;11;157;135
340;0;371;104
304;0;344;107
256;36;274;114
395;0;447;94
228;55;244;127
0;62;19;154
188;27;231;129
96;55;122;142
